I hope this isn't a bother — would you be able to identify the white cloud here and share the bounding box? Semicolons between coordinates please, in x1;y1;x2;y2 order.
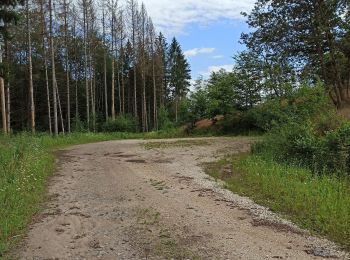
184;47;215;57
201;64;234;78
212;55;224;59
141;0;255;35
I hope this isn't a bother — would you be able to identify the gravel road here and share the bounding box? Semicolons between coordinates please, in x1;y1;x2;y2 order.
15;137;348;259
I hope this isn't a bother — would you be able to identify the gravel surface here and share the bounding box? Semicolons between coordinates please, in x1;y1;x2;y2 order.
14;137;349;259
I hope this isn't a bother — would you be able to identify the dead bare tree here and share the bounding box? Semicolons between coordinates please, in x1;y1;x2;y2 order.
27;0;35;133
101;0;108;120
40;0;52;135
49;0;59;135
64;0;71;133
127;0;138;117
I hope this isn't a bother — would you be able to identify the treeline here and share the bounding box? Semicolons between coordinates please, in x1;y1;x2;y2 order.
0;0;191;135
189;0;350;126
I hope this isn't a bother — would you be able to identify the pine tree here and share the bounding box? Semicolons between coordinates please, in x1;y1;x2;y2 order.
168;37;191;122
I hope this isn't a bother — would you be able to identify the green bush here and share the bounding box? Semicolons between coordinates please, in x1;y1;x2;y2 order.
255;119;350;176
251;84;350;176
102;115;139;133
72;117;88;132
158;106;175;130
247;84;334;131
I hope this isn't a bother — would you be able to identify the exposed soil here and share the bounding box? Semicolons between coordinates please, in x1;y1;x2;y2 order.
14;137;349;259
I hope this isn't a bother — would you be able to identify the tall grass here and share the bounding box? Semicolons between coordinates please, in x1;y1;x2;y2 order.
206;154;350;249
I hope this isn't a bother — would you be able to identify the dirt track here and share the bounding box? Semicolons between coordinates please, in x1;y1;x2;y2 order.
15;137;348;259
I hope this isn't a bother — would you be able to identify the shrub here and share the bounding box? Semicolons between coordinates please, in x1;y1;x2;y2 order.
255;119;350;176
247;84;334;131
158;106;174;131
251;84;350;176
102;115;139;133
72;117;88;132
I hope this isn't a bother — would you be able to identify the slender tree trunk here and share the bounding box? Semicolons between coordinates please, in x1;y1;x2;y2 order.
90;58;96;131
6;82;10;133
142;71;147;131
111;10;116;120
5;40;11;134
133;68;137;116
0;38;6;134
75;77;78;124
117;67;121;114
40;1;52;135
119;14;125;114
44;58;52;135
115;23;121;115
57;86;65;133
0;76;7;134
127;71;131;114
64;0;71;133
111;54;115;119
27;0;35;134
72;7;79;128
131;1;137;118
153;58;157;130
151;33;158;130
102;8;108;121
83;0;90;129
92;69;96;131
49;0;58;135
175;96;178;123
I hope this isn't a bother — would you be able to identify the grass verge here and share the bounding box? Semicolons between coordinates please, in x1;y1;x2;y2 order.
205;154;350;250
0;130;190;256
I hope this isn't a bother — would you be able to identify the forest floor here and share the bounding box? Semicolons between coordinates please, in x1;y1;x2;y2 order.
13;137;348;259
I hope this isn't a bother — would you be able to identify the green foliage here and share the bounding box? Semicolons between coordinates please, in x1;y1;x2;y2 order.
241;0;350;106
0;0;24;40
247;84;334;131
72;117;88;133
189;78;209;121
168;37;191;99
102;115;139;133
206;70;237;117
205;155;350;249
216;111;261;135
158;106;174;131
251;85;350;176
177;99;193;125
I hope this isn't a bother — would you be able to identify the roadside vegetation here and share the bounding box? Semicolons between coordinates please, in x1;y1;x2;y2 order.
205;85;350;249
206;155;350;249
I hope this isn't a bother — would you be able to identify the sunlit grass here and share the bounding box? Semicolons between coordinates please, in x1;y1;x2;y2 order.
205;154;350;249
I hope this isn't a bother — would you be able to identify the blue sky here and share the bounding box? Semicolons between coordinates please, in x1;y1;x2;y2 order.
141;0;255;80
178;20;250;80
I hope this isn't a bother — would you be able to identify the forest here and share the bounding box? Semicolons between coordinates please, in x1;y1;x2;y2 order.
1;0;350;258
0;0;191;135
